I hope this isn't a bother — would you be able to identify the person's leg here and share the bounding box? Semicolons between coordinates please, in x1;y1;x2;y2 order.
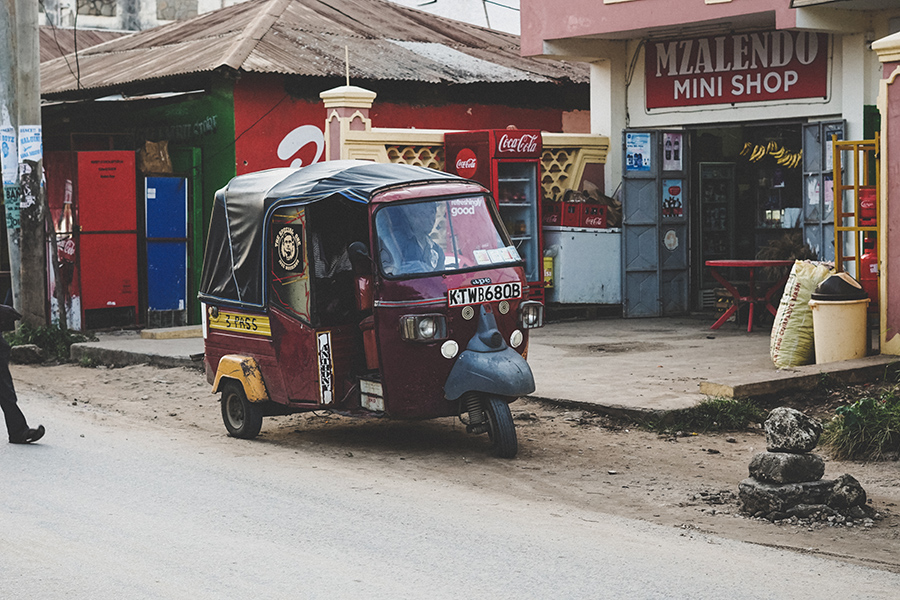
0;338;41;443
0;359;28;439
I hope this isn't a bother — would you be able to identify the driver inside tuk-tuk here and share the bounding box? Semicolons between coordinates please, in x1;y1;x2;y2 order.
377;201;444;275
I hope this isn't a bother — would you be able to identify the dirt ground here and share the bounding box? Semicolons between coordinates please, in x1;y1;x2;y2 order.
12;361;900;573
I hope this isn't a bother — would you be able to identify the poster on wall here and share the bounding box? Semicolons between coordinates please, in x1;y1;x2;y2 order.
662;180;684;218
807;176;820;206
1;125;16;186
663;133;682;171
625;132;651;172
824;124;843;172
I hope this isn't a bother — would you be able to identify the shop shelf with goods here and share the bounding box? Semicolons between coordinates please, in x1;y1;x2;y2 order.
752;144;803;255
698;162;735;292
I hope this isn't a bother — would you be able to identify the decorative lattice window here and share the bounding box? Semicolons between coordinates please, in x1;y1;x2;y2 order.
386;146;444;171
541;148;579;202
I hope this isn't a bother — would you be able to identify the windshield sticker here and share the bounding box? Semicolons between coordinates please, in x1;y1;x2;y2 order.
487;248;507;263
505;246;520;261
449;197;480;217
448;282;522;307
473;249;490;265
275;225;303;271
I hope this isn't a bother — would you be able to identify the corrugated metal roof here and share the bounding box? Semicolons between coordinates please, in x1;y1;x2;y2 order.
40;26;126;62
41;0;587;99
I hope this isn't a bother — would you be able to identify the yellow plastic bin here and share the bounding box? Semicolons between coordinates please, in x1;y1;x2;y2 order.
808;273;870;364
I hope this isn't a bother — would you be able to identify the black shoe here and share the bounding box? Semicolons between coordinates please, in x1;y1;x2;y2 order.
9;425;45;444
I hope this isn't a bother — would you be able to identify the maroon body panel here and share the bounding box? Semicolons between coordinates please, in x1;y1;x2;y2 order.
372;266;528;419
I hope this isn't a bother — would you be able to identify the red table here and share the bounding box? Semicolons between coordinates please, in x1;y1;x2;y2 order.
705;260;794;332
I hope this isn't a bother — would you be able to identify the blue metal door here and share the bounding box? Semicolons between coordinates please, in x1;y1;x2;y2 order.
622;130;690;317
145;177;187;321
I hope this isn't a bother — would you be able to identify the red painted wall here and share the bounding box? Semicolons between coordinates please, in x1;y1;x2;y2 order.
233;74;566;174
233;76;326;175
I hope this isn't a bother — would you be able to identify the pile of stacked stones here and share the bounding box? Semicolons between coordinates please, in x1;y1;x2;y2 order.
739;407;875;525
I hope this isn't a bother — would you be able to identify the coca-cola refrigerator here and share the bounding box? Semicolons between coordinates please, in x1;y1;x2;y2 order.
444;130;544;301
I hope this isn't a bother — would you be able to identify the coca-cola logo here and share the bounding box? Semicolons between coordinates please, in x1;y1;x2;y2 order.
584;215;606;228
455;148;477;178
497;133;539;154
57;237;76;263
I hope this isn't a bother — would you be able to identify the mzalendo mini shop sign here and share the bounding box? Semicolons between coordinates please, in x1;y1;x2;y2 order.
645;31;828;109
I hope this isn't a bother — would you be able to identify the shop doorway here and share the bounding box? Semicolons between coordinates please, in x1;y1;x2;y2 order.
690;122;816;310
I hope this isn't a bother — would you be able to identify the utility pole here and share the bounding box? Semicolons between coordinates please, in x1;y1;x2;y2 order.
0;0;49;326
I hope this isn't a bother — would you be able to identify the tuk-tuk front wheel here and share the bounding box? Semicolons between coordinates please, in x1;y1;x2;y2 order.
221;381;263;439
484;396;518;459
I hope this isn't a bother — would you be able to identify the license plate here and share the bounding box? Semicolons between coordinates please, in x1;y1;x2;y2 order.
448;282;522;307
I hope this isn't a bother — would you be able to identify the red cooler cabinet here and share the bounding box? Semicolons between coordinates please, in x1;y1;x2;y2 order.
45;151;139;330
444;130;545;301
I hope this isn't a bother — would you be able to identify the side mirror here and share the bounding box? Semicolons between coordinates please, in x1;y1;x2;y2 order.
348;241;372;276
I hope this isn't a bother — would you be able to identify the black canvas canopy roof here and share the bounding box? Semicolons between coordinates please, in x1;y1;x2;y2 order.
199;160;470;307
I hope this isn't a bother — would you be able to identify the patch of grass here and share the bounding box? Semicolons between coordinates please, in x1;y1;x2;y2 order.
821;386;900;460
78;355;99;368
651;397;766;433
5;322;96;362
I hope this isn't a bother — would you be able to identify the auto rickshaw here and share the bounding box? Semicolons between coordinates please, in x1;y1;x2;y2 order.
199;160;543;457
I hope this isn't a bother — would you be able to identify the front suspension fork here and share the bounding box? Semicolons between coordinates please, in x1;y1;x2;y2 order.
460;391;489;435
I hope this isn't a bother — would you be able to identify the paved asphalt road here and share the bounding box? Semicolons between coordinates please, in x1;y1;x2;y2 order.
3;390;899;599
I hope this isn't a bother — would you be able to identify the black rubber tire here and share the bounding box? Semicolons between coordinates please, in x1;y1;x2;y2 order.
484;396;517;458
220;381;263;439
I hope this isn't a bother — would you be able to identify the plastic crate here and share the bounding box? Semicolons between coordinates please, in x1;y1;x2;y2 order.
580;204;608;229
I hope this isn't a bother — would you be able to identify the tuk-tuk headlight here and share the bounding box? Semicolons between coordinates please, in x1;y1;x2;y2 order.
400;314;448;342
519;301;544;329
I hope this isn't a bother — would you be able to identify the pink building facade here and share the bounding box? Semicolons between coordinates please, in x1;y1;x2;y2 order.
522;0;900;336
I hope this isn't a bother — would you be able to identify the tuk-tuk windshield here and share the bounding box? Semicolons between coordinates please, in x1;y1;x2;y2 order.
375;195;519;277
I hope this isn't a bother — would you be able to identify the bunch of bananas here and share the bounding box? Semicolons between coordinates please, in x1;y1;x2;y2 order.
739;141;802;168
740;142;768;162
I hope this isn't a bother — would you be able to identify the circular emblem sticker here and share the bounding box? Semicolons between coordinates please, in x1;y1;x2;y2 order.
455;148;477;178
663;229;679;251
276;226;302;271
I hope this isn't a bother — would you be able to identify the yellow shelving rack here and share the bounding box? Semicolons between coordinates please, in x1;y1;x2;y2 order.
832;133;879;277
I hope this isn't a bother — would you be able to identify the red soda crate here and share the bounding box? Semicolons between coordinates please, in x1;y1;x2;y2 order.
561;201;581;227
542;202;562;226
581;204;608;228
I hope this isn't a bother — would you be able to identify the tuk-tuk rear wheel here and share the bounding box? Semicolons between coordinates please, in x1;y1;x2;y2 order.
221;381;263;439
484;396;517;459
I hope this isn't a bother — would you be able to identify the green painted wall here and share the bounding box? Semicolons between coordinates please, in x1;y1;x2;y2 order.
44;76;237;325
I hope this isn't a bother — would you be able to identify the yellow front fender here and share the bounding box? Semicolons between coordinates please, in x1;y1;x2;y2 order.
212;355;270;403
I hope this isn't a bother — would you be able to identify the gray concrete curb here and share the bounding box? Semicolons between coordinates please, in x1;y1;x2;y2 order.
70;343;205;371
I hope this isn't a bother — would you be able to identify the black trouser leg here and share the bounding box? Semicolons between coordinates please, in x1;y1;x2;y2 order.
0;338;27;439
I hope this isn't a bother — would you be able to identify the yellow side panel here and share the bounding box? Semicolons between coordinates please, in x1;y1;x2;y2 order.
208;311;272;337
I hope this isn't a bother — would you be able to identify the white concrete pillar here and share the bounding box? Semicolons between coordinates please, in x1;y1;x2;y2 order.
589;43;627;197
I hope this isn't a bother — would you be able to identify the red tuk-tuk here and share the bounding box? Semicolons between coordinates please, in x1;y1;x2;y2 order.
199;161;542;457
